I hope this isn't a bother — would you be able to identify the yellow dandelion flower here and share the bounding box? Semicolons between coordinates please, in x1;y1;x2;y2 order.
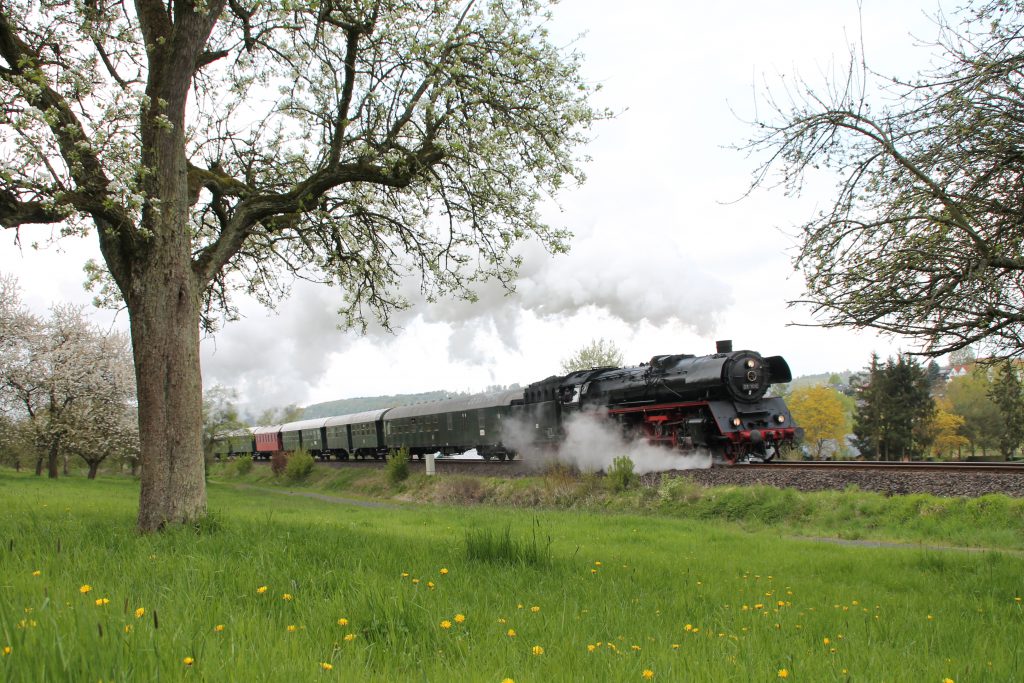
498;617;507;624
439;568;449;575
594;561;602;566
282;593;294;601
530;605;540;613
643;670;654;680
671;644;680;650
587;644;596;652
135;607;145;619
516;603;524;609
1015;597;1021;603
942;679;954;683
343;633;356;642
183;657;195;666
320;662;333;671
256;586;268;594
591;569;598;574
287;625;298;632
3;646;11;656
927;615;934;621
337;618;349;627
684;624;693;632
778;669;789;679
95;598;110;606
427;581;435;589
440;620;452;629
454;613;466;624
823;637;830;645
79;584;92;594
214;624;225;632
31;570;41;577
501;679;514;683
124;625;133;634
531;645;544;656
507;628;517;638
412;578;420;585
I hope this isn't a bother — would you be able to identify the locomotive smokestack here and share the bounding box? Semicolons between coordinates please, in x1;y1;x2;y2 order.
716;340;733;354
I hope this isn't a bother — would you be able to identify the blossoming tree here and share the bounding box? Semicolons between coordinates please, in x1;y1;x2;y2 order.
0;0;602;530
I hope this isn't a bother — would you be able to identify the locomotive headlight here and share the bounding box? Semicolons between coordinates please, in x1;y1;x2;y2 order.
745;359;755;368
731;417;742;427
775;414;786;424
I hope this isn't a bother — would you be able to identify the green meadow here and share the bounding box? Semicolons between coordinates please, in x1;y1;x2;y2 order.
0;470;1021;682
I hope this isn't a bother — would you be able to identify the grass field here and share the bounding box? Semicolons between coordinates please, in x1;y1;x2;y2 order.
1;470;1022;682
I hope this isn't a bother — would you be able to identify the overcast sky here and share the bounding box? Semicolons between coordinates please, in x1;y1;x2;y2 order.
1;0;952;414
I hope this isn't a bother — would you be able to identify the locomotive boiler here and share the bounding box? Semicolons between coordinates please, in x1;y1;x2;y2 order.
514;340;799;463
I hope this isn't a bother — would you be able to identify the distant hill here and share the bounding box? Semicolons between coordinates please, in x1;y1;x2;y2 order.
301;390;470;419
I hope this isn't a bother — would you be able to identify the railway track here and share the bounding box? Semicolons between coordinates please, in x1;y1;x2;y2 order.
740;460;1024;474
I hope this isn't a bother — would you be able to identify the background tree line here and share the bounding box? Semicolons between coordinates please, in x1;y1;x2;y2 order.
784;350;1024;461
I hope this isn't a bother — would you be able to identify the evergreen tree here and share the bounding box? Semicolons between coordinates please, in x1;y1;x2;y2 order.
988;361;1024;460
853;354;935;460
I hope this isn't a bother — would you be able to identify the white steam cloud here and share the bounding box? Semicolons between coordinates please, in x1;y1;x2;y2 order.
504;410;711;474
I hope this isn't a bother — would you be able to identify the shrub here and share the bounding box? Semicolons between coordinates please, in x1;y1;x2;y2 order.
270;451;288;477
234;454;253;476
386;447;410;485
285;449;315;482
605;455;636;492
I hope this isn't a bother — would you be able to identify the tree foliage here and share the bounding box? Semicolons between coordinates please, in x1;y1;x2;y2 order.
945;370;1001;455
744;1;1024;358
0;0;602;529
560;338;625;374
852;354;934;460
787;384;846;459
987;360;1024;459
930;398;969;460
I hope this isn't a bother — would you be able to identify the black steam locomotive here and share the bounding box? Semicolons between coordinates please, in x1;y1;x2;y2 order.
515;340;799;463
215;341;800;464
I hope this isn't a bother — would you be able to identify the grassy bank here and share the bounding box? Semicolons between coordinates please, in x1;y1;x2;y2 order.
1;471;1022;681
211;460;1024;552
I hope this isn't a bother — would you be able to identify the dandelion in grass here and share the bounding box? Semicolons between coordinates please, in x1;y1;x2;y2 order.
531;645;544;656
214;624;225;633
257;586;268;594
440;620;452;629
124;625;132;634
343;633;357;642
671;644;680;650
823;637;830;646
439;568;449;575
777;669;789;678
401;572;409;578
282;593;294;601
587;644;596;653
2;646;11;656
530;606;540;613
427;581;435;590
337;618;349;627
412;578;420;585
183;657;195;666
684;624;693;632
95;598;110;606
642;670;654;680
943;679;954;683
507;629;517;638
501;679;514;683
135;607;145;619
320;662;333;671
31;570;41;577
454;614;466;624
287;625;299;633
80;584;92;594
631;645;641;651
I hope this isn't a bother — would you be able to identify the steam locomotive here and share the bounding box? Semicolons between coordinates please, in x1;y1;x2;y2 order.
214;341;801;465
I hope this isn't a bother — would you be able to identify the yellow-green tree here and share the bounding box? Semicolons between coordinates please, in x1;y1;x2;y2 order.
931;399;969;460
787;385;846;459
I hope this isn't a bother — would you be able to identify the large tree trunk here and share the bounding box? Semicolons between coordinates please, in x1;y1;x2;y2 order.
87;461;99;479
129;266;206;531
47;436;59;479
